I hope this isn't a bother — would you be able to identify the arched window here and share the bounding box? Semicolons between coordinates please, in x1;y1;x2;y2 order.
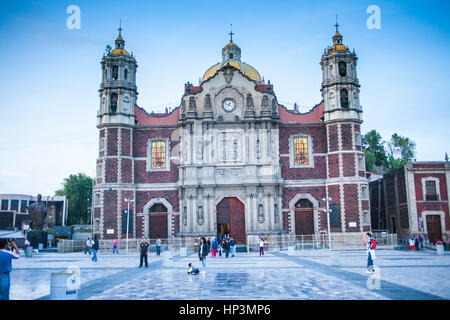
338;61;347;77
340;88;349;109
110;93;118;112
112;65;118;80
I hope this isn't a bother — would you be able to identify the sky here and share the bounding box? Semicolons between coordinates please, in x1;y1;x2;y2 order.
0;0;449;196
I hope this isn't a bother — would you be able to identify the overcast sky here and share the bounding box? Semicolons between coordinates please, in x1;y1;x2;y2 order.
0;0;449;196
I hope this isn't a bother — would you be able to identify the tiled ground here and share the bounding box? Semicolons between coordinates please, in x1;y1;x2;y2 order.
8;248;450;300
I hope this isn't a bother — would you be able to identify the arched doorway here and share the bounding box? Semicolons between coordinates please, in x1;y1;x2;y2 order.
149;203;168;239
294;199;314;237
216;197;246;244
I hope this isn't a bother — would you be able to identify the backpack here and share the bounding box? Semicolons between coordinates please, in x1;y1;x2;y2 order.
370;239;377;249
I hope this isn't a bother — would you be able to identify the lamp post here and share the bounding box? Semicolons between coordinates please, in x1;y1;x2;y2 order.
322;197;332;250
124;198;134;254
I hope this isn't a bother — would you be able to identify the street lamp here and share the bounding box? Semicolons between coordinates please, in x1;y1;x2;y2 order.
322;197;332;250
124;198;134;254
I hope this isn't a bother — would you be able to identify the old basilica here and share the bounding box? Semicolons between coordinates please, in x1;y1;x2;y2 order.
93;26;370;244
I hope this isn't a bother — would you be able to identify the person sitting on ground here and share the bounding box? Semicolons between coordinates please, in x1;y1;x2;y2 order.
187;263;199;275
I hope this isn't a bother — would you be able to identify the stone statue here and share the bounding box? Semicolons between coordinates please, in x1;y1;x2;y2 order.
27;194;47;230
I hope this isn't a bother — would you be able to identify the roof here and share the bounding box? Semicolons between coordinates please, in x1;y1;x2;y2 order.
134;105;180;126
278;101;324;123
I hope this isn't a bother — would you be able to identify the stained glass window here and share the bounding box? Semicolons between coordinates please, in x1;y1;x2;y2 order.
152;140;166;169
294;136;308;165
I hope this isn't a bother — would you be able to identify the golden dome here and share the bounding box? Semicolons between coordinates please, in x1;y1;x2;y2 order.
327;44;348;53
202;61;261;83
109;48;130;56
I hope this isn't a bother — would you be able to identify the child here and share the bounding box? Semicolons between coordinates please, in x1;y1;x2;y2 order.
187;263;199;275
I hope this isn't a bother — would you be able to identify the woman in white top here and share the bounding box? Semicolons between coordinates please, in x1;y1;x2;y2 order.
258;237;264;256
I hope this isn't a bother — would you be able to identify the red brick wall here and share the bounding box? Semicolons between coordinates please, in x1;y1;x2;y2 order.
414;173;447;201
121;158;133;183
105;158;118;183
280;156;326;180
343;153;356;177
134;161;179;184
103;189;118;239
328;154;339;178
341;124;353;150
327;125;339;152
282;211;290;232
121;129;131;157
344;184;360;232
107;128;118;156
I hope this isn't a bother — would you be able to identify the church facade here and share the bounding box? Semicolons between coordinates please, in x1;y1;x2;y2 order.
93;27;371;243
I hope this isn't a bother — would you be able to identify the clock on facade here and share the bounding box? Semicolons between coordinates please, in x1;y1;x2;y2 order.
222;99;235;112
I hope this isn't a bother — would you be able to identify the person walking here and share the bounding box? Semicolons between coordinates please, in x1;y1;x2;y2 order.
414;235;420;251
207;238;211;254
211;238;218;258
139;238;150;268
0;239;20;300
409;237;415;250
198;237;208;273
223;239;231;258
218;241;222;257
112;239;119;254
156;238;161;256
229;237;236;257
419;234;424;250
91;235;99;262
258;237;265;256
84;237;92;255
363;233;376;273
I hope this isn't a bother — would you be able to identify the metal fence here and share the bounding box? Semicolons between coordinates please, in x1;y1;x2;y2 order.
246;232;398;252
56;233;398;253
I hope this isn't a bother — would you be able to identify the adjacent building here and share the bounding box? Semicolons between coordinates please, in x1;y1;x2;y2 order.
369;161;450;242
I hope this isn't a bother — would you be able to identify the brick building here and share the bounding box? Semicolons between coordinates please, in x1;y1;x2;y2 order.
93;26;370;243
369;161;450;242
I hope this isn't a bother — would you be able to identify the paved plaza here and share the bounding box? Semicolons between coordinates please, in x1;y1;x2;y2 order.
8;248;450;300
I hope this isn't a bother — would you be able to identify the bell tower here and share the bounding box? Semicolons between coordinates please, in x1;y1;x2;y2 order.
321;23;370;234
98;25;138;126
94;25;137;240
320;22;361;122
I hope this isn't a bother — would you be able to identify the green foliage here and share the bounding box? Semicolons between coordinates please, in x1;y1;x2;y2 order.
55;173;94;225
363;149;377;173
362;130;417;173
362;130;387;167
387;133;416;161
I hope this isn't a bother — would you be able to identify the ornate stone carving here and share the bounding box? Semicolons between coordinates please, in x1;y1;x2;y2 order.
271;98;277;113
204;94;212;109
257;204;264;223
261;95;271;117
223;68;234;84
246;94;254;109
188;96;196;110
197;206;204;225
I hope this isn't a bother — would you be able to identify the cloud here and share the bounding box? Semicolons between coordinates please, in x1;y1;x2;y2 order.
0;171;26;177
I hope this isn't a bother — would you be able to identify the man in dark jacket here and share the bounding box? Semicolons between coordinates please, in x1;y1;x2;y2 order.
139;238;150;268
223;240;231;258
91;235;99;262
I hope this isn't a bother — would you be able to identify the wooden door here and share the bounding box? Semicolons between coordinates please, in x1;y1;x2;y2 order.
217;197;246;244
426;215;442;243
295;209;314;236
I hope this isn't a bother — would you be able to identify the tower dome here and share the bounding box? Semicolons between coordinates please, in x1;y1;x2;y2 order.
202;33;261;83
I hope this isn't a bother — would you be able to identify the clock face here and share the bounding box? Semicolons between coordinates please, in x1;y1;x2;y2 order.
222;99;235;112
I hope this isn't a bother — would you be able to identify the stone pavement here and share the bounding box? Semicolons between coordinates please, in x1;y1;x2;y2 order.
7;248;450;300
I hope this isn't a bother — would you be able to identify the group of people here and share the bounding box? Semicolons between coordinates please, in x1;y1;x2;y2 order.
84;236;100;261
409;234;424;251
210;234;237;259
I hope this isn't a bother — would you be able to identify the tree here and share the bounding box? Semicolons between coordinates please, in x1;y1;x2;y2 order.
363;149;377;173
385;133;416;171
55;173;94;225
362;129;387;169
